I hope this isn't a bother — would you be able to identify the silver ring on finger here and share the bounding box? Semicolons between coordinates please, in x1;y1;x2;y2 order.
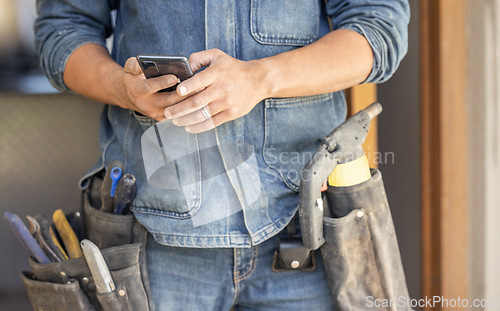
201;106;211;120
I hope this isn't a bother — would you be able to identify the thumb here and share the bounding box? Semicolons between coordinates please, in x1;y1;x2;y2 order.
124;57;143;75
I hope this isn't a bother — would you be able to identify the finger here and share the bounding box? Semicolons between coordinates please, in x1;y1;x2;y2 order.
124;57;142;75
171;109;207;127
150;110;167;122
144;75;180;94
176;68;216;97
185;111;227;134
188;49;221;73
172;103;223;127
165;87;217;119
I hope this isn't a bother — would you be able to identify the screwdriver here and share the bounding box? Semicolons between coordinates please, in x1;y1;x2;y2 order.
113;174;137;215
4;212;51;264
52;209;83;259
35;214;69;261
26;215;61;262
101;160;124;212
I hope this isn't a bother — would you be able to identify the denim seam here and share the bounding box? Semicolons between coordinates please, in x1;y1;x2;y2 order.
262;101;299;192
265;93;333;108
232;249;240;306
132;205;200;219
151;234;251;248
234;246;258;282
147;231;247;238
250;220;280;242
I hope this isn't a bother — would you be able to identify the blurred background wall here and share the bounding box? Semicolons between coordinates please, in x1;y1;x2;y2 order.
466;0;500;305
0;1;103;309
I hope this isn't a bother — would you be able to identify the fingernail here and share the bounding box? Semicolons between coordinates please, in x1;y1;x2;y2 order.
164;110;172;119
167;76;177;84
178;85;187;96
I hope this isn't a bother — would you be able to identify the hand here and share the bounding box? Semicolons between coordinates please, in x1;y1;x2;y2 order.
121;57;187;121
164;49;267;133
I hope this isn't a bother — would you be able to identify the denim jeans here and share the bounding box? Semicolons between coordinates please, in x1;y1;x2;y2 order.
146;229;334;311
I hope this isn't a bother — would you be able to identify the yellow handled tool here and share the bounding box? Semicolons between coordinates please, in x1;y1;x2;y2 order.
34;214;69;261
48;223;70;260
52;209;83;259
328;154;371;187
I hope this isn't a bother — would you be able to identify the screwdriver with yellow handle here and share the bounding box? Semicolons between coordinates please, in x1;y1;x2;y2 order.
52;209;83;259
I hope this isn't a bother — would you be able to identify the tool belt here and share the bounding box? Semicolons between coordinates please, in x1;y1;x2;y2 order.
321;169;411;310
273;170;411;310
20;178;152;311
273;103;412;310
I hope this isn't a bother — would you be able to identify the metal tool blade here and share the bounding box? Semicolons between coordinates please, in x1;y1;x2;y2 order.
81;239;115;293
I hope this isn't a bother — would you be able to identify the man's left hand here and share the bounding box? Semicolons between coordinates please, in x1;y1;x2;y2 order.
164;49;267;133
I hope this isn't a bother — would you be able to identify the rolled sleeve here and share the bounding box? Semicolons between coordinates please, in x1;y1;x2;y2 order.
34;0;116;92
326;0;410;84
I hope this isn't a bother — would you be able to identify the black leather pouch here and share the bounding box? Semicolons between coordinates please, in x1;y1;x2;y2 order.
272;236;316;272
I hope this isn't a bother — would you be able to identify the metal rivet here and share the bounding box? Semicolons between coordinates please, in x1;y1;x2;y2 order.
356;210;364;218
75;212;81;217
291;261;300;269
118;289;126;297
82;277;89;284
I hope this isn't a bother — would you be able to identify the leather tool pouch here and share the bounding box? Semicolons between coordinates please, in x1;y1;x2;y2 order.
20;175;153;311
320;169;412;310
272;217;316;272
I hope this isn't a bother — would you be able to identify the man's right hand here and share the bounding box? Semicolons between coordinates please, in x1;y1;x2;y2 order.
64;44;186;122
121;57;186;121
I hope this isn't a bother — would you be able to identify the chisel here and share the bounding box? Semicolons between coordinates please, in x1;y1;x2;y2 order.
26;215;61;262
35;214;69;261
113;174;137;215
52;209;83;259
101;160;124;212
81;239;115;294
4;212;51;264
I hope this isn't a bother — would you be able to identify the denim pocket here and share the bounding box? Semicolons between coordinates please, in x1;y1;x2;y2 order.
263;93;341;191
250;0;320;46
138;120;202;216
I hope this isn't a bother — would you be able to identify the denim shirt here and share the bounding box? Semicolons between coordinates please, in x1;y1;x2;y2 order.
35;0;409;248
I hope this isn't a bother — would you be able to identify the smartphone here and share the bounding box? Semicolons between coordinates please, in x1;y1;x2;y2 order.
136;55;194;92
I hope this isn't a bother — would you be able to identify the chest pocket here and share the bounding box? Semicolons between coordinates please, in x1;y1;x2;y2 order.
250;0;321;46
